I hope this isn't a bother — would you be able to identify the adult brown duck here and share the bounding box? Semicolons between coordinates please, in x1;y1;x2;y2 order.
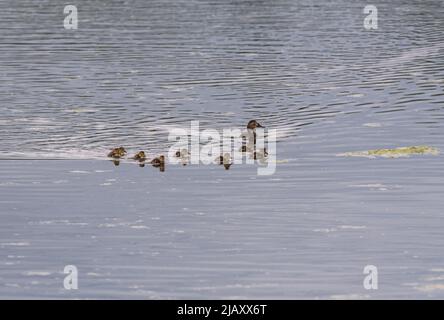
246;120;263;130
246;120;264;146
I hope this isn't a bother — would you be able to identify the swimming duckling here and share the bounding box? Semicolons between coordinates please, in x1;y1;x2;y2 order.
176;149;189;157
175;149;190;166
253;148;268;160
240;144;254;153
216;153;232;170
151;155;165;167
108;147;127;158
151;155;165;172
132;151;146;162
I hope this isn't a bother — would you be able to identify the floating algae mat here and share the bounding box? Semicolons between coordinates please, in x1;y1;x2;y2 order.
338;146;440;158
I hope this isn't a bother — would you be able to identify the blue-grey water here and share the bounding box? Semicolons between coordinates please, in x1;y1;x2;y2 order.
1;0;444;299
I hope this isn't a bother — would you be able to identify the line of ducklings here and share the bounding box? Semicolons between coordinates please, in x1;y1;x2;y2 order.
106;120;268;171
107;147;165;170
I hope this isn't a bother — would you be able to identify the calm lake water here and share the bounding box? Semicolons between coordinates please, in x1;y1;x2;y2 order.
0;0;443;299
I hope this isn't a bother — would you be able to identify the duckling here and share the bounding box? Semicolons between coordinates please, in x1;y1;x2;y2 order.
253;148;268;160
216;153;232;170
151;155;165;167
176;149;189;166
132;151;146;162
108;147;127;158
240;144;254;153
176;149;189;157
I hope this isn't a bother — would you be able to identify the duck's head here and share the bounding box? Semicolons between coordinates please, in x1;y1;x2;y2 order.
118;147;127;154
247;120;263;130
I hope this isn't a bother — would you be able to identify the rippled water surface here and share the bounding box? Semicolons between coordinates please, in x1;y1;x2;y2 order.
1;0;444;299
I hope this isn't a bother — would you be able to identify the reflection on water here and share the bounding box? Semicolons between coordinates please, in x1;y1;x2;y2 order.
0;0;444;299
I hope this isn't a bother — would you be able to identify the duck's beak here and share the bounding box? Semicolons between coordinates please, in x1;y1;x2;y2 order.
256;122;264;128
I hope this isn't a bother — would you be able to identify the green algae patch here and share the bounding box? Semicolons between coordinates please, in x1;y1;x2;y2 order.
338;146;440;158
